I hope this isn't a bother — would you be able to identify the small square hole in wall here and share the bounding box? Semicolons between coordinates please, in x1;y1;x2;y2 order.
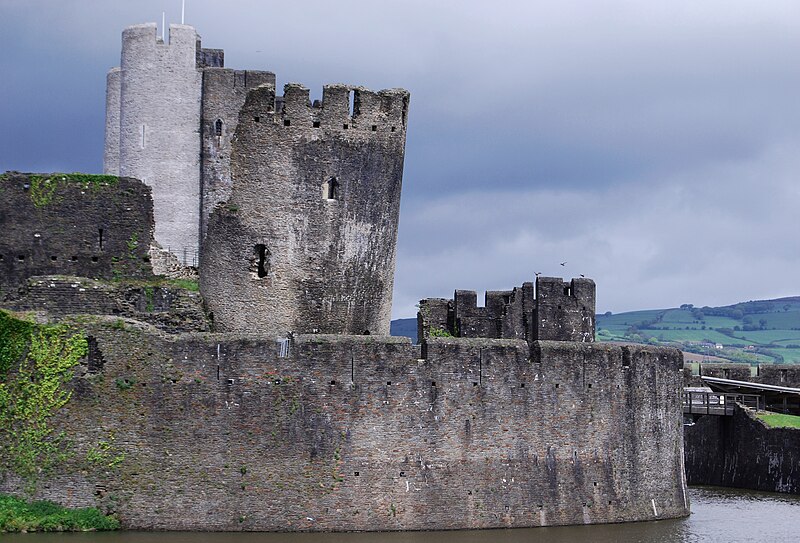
354;471;360;476
371;125;377;131
0;255;4;261
593;481;598;487
587;383;592;389
555;383;560;388
473;382;478;387
91;256;99;263
17;255;24;261
386;381;392;386
330;380;336;386
399;471;406;477
51;256;57;261
313;121;320;128
431;381;436;387
520;383;526;388
343;124;349;129
71;256;78;262
391;126;396;132
253;116;260;123
227;378;235;385
284;119;291;127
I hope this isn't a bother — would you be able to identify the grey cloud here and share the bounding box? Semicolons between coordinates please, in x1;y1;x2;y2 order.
2;1;799;320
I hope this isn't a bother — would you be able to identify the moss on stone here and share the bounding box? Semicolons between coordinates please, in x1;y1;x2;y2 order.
0;493;119;532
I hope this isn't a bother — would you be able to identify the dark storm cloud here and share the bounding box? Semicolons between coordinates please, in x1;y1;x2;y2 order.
2;1;799;318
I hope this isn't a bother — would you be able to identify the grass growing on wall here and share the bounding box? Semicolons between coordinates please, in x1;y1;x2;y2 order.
0;494;119;532
0;310;88;489
756;412;800;429
26;173;119;208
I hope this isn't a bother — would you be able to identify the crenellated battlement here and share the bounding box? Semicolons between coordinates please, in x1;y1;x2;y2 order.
418;277;596;343
240;82;409;134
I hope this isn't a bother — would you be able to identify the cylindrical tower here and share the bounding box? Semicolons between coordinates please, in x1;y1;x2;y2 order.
200;83;410;335
103;67;121;175
117;23;202;261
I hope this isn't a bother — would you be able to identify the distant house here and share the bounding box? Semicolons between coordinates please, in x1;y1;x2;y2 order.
715;343;724;350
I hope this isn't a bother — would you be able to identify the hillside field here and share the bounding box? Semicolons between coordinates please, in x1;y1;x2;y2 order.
597;297;800;365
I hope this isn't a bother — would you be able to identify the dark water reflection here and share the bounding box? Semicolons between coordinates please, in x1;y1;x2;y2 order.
7;487;800;543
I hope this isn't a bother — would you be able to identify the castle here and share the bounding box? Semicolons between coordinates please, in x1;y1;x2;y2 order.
103;23;409;335
0;22;689;531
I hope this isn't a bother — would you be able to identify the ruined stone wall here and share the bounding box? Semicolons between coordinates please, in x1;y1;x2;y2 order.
418;278;593;343
200;68;276;242
0;329;687;531
0;173;153;300
200;83;409;335
114;23;203;259
682;362;800;388
684;406;800;493
3;276;208;333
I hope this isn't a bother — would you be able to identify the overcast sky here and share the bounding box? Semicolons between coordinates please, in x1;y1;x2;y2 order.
2;0;799;318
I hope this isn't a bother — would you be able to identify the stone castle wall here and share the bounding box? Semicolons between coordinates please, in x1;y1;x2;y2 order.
419;278;595;343
0;173;153;301
200;68;276;242
200;83;409;336
684;405;800;493
0;326;688;531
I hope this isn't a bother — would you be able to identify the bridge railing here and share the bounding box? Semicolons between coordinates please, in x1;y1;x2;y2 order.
682;391;762;416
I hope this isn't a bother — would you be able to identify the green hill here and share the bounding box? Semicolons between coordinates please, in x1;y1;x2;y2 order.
597;297;800;365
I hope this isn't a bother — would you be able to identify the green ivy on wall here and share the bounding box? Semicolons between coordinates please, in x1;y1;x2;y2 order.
0;310;87;490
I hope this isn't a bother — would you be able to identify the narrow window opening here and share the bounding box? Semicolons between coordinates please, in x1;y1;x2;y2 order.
86;336;105;374
555;383;560;389
284;119;291;127
781;369;787;383
431;381;436;387
325;177;339;200
254;244;270;278
227;378;235;385
371;125;377;132
98;228;104;251
587;383;592;389
215;119;223;136
564;287;572;296
313;121;320;128
348;90;355;118
0;254;3;261
140;125;146;149
722;369;730;379
401;96;409;126
472;382;478;387
391;126;396;132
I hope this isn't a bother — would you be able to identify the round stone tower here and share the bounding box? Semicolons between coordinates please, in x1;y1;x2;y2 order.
200;83;410;335
105;23;203;262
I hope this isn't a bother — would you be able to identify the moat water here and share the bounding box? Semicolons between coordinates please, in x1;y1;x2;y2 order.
6;487;800;543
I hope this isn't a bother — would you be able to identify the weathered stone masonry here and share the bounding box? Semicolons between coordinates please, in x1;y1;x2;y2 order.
200;83;409;336
3;325;687;531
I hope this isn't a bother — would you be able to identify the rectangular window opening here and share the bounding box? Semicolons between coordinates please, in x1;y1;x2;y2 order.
284;119;291;127
313;121;320;128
